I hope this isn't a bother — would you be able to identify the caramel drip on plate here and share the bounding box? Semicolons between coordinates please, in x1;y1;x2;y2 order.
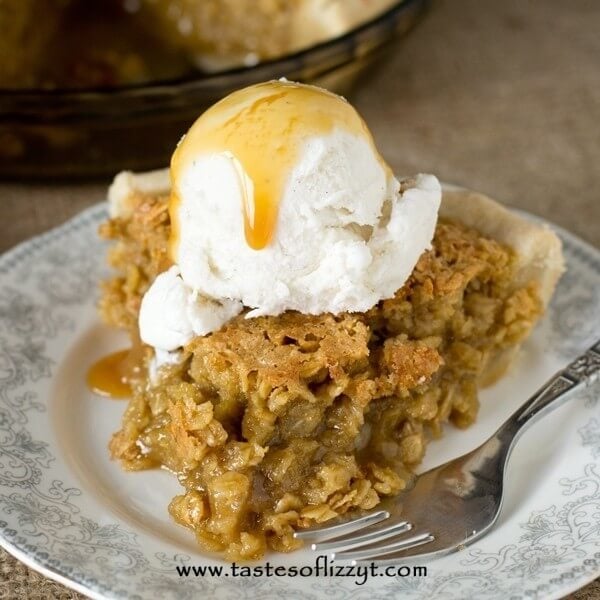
169;80;391;257
87;349;138;399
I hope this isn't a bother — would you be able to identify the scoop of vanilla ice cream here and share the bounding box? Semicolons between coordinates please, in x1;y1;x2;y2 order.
139;265;243;350
130;82;441;352
175;133;440;317
138;164;440;351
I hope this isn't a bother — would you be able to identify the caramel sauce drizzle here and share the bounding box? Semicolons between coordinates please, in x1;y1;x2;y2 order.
87;338;145;399
168;80;391;257
87;350;132;399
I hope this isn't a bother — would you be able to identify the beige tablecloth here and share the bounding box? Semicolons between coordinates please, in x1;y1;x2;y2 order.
0;0;599;597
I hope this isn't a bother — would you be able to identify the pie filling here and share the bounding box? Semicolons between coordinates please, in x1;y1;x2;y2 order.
99;190;542;560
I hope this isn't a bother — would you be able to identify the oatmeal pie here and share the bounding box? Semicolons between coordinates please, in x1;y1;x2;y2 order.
98;171;563;560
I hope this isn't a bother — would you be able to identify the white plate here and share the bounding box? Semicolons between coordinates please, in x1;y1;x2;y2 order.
0;203;599;600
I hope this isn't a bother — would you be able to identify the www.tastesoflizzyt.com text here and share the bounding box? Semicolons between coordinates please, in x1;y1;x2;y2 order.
176;555;428;586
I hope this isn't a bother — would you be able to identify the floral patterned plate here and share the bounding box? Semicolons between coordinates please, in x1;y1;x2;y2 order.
0;202;599;600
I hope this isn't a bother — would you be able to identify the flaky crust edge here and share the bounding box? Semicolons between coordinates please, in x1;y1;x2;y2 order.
108;168;170;219
440;187;564;309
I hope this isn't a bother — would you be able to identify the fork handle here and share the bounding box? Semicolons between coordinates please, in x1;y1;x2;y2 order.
514;339;600;427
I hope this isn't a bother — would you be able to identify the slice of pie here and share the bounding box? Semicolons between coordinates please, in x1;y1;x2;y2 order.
98;169;563;560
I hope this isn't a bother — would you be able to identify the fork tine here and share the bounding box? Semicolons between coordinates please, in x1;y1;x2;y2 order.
311;520;412;552
332;532;434;562
293;510;390;542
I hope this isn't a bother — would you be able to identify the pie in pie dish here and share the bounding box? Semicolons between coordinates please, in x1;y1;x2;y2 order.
95;82;564;560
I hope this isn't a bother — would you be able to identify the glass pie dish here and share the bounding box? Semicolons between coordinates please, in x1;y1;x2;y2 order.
0;0;428;179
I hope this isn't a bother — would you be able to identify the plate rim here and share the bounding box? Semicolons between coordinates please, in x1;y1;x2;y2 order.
0;199;599;600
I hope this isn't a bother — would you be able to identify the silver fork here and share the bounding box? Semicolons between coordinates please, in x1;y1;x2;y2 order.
294;340;600;563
